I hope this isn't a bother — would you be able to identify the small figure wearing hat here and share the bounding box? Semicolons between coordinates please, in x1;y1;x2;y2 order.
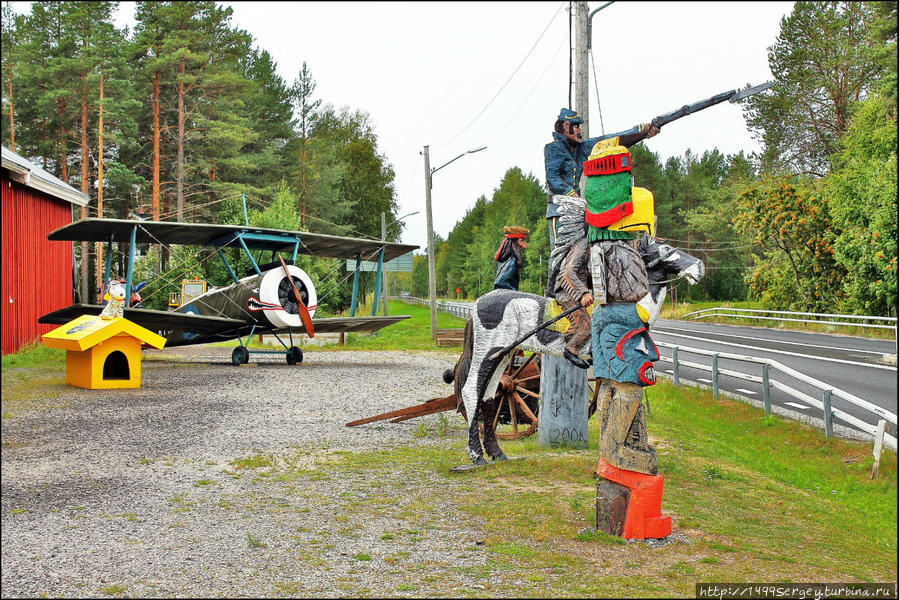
544;108;660;249
492;226;529;291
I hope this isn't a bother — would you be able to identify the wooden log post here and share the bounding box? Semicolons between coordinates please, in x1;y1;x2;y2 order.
537;355;589;448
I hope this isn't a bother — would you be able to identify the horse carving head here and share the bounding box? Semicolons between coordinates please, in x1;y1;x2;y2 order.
637;237;705;325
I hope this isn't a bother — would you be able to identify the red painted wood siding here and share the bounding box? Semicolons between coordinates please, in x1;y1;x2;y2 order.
1;176;75;354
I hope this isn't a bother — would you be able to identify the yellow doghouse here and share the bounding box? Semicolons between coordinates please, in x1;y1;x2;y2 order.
42;314;166;389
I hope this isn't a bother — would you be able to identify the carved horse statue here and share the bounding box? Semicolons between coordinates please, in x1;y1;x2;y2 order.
447;236;704;465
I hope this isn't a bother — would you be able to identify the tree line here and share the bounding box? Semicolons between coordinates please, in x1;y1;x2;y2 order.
1;1;397;312
2;2;896;317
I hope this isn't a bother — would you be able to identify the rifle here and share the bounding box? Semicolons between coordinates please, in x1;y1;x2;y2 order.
488;304;582;361
651;81;774;129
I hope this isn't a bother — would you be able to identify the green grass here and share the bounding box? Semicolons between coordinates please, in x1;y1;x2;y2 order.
98;583;127;597
259;379;896;596
322;299;467;351
1;341;65;369
1;342;69;416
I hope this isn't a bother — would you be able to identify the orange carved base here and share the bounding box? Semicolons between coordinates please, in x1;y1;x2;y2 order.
596;458;672;540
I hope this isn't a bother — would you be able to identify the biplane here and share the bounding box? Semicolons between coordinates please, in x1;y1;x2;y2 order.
38;218;418;365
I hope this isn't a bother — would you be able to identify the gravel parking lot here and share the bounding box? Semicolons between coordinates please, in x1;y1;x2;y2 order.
1;348;498;598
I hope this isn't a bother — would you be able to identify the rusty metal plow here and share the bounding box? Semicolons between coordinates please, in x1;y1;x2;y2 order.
345;351;543;440
345;394;458;428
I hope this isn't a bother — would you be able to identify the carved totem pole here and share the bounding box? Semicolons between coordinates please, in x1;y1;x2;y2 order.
583;138;671;539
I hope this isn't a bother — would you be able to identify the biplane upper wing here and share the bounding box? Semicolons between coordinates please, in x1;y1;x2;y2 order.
47;218;418;261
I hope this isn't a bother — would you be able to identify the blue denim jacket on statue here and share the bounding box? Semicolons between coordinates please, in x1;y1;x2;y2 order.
543;125;644;218
543;132;599;197
492;257;520;291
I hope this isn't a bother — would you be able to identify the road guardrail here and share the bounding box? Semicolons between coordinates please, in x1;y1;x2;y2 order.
685;307;897;339
400;296;472;320
657;341;897;454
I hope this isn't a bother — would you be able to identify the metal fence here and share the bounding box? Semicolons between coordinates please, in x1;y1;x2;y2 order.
656;341;897;452
400;296;472;320
416;302;899;337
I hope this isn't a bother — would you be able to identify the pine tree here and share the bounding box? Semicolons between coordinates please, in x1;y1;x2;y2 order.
1;3;21;151
291;61;320;228
745;1;886;175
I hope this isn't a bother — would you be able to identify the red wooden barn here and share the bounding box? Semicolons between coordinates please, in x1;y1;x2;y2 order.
2;146;89;355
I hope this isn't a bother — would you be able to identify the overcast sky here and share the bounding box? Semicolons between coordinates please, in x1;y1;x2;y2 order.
12;1;795;251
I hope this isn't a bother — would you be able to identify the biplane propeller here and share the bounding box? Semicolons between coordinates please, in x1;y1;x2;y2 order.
38;218;418;365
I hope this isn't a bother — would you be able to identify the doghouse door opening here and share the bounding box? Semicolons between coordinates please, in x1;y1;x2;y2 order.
103;350;130;380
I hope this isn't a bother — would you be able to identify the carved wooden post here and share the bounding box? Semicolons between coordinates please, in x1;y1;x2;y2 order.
538;355;589;448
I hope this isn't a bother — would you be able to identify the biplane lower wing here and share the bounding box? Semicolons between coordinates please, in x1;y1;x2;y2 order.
283;315;410;334
38;304;411;348
38;304;244;334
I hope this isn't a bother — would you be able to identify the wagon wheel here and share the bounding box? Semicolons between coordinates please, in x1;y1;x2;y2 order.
587;375;602;418
490;351;541;440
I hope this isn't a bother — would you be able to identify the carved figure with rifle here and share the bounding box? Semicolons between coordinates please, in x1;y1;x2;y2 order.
447;82;770;482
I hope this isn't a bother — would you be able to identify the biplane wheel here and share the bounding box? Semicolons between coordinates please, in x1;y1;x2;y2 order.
286;346;303;365
487;351;541;440
231;346;249;365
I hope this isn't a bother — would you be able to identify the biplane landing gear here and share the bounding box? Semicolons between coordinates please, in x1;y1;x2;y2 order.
231;346;249;365
286;346;303;365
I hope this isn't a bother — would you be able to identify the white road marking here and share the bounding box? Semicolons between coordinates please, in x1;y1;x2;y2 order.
784;401;809;410
735;388;757;395
655;324;889;356
652;330;896;371
664;369;674;374
697;378;712;383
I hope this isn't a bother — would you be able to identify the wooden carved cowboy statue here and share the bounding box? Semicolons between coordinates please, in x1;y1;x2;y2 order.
493;226;529;291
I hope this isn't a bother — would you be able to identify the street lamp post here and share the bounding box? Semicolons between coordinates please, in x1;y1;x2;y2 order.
423;144;487;339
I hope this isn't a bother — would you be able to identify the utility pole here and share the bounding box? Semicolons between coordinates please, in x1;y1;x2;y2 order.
423;145;486;338
574;1;590;137
423;145;437;339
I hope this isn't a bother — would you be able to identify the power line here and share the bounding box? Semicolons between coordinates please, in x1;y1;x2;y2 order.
395;152;422;212
487;34;567;148
662;238;751;246
693;244;757;252
434;2;564;151
590;45;604;135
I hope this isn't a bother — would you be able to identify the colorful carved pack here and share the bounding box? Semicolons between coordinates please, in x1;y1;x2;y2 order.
583;141;655;240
